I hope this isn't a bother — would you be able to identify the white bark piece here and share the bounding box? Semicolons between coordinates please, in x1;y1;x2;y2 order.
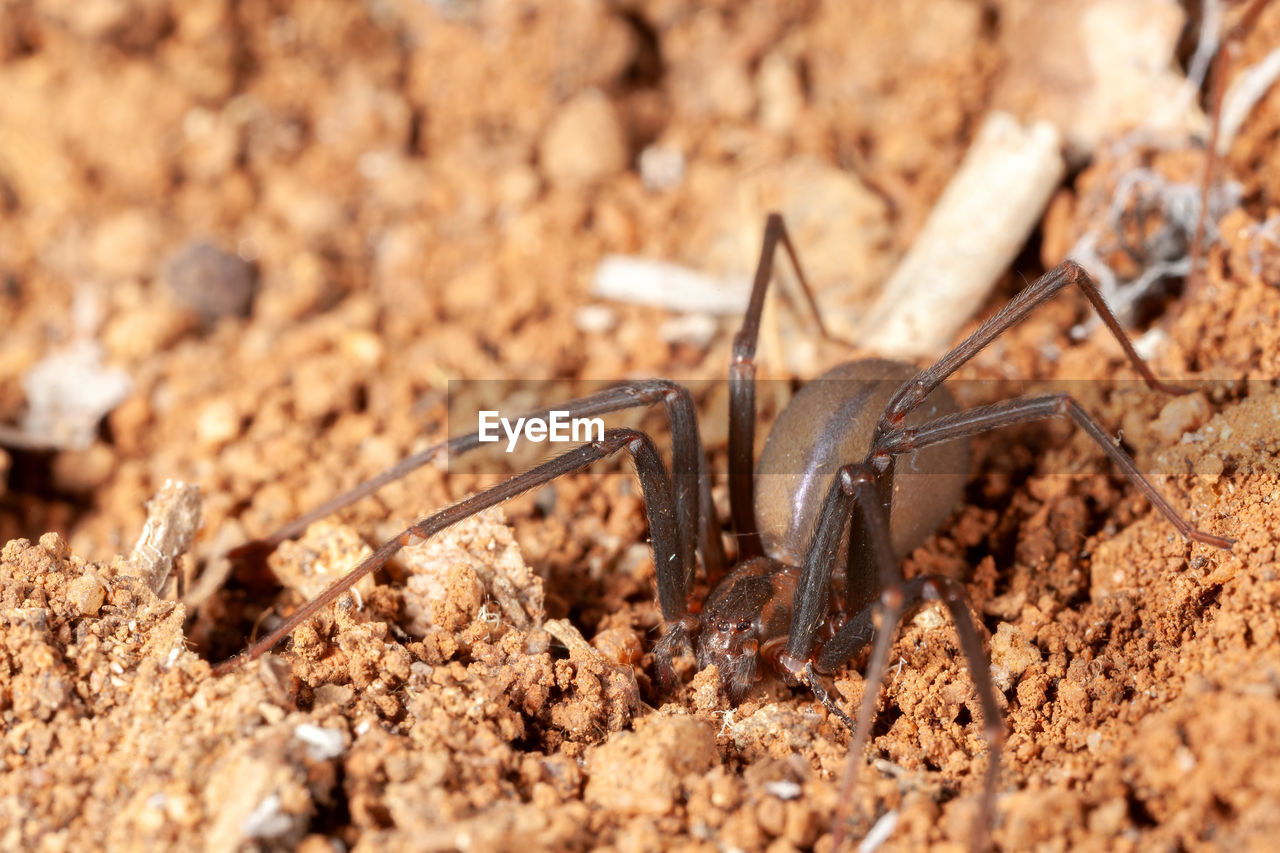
2;340;132;451
860;112;1066;359
130;479;203;594
592;254;751;315
1218;46;1280;155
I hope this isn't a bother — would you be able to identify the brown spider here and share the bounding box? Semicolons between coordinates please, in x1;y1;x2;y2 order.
213;214;1232;846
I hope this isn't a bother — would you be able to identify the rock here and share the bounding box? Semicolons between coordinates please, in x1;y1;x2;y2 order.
66;572;106;617
539;89;628;188
166;242;257;323
638;144;685;192
757;52;803;134
584;715;716;816
89;208;164;281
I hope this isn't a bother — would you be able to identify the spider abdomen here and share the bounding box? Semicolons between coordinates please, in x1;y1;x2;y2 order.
753;358;970;570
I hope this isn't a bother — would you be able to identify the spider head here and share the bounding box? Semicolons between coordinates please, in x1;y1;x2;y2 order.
650;598;765;704
695;612;762;704
690;558;797;704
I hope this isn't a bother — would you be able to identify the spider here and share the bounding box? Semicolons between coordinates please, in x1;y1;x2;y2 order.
212;214;1232;844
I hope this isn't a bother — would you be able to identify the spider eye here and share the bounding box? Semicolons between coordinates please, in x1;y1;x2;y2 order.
736;620;750;633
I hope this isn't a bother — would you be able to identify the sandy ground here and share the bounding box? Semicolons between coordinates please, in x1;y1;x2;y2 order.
4;1;1280;851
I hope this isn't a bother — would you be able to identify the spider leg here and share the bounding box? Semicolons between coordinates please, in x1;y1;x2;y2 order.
826;388;1237;847
876;260;1189;445
696;439;727;586
777;461;999;849
730;213;850;558
780;457;911;670
829;574;1003;853
234;379;723;590
780;465;874;667
213;428;686;675
798;467;1001;852
873;393;1233;549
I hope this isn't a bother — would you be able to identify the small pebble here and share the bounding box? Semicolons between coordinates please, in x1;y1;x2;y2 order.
638;144;685;191
40;531;71;560
591;627;642;666
763;780;802;800
1194;453;1225;480
573;304;618;334
539;89;628;188
166;242;257;323
196;399;242;446
705;64;754;120
241;794;293;840
67;573;106;616
340;330;385;367
293;723;345;761
1151;393;1210;444
990;622;1041;680
89;208;163;281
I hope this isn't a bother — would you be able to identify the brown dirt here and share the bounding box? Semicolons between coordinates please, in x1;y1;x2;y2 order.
4;2;1280;851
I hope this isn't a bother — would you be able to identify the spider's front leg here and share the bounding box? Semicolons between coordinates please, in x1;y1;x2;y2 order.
213;428;692;676
229;379;725;585
876;258;1189;444
729;213;852;559
778;461;1003;852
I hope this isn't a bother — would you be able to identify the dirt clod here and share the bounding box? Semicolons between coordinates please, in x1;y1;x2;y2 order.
584;715;717;816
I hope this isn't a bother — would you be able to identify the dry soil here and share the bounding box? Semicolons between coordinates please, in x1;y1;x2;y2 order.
4;2;1280;852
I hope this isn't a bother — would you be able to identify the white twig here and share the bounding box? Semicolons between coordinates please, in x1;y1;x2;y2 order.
1219;46;1280;155
130;479;203;594
858;810;900;853
591;255;751;315
860;112;1065;358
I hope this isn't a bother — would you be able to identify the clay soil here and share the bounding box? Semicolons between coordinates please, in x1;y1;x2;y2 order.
4;2;1280;851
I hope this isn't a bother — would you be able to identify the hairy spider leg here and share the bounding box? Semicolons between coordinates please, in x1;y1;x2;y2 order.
876;259;1191;447
823;390;1235;849
229;379;725;600
729;212;853;558
786;260;1235;850
213;428;686;675
874;393;1233;548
